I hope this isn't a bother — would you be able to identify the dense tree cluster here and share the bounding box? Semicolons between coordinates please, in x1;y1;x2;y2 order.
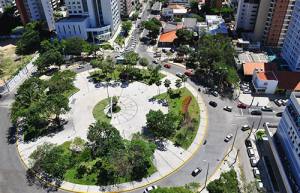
16;22;41;55
207;169;239;193
11;70;76;140
30;121;156;185
121;20;133;36
142;18;162;39
186;35;239;89
0;6;21;35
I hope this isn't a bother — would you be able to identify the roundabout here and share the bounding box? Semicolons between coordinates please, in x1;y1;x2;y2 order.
16;68;208;193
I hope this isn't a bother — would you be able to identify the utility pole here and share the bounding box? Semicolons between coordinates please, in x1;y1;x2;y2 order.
255;114;263;133
204;162;210;189
230;126;239;152
246;121;255;140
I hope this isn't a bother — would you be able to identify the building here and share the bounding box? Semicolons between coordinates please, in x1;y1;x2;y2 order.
206;0;222;9
252;70;300;94
235;0;259;31
276;92;300;190
168;0;189;5
158;30;177;47
162;4;187;18
205;15;228;35
15;0;58;31
235;51;269;69
253;0;296;47
151;1;161;15
281;0;300;72
56;0;121;41
120;0;133;18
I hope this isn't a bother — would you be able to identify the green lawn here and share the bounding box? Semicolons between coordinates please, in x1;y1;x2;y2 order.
63;86;80;98
92;98;111;124
154;87;200;149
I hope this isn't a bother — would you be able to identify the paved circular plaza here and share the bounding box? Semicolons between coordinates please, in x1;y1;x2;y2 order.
17;69;208;193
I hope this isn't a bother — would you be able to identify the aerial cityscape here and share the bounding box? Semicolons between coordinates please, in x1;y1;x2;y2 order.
0;0;300;193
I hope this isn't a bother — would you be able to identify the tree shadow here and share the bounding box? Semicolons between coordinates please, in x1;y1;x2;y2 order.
7;126;17;144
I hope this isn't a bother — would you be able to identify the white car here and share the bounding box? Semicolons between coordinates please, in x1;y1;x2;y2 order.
224;134;233;142
253;167;260;178
250;157;258;167
176;72;183;78
241;125;250;131
144;185;158;193
223;106;232;112
247;148;255;157
261;106;272;112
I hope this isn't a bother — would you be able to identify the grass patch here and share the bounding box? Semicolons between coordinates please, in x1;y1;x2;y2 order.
154;87;200;149
92;98;111;124
64;168;97;185
0;46;35;80
63;86;80;98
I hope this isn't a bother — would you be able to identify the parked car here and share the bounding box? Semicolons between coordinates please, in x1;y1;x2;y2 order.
184;69;193;76
251;110;262;115
276;112;283;117
256;180;264;191
274;99;282;106
247;148;255;157
245;139;252;147
162;48;167;53
163;63;171;68
250;157;258;167
191;167;202;177
253;167;260;178
176;72;184;78
237;103;247;109
241;125;250;131
223;106;232;112
224;134;233;142
209;101;217;107
281;99;288;106
243;89;252;94
261;106;272;112
152;60;158;64
170;49;175;53
144;185;158;193
77;65;84;69
211;91;219;97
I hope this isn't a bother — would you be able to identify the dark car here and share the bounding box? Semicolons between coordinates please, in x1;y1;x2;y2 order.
276;112;283;117
209;101;217;107
245;139;252;147
210;91;219;97
191;168;202;177
251;110;262;115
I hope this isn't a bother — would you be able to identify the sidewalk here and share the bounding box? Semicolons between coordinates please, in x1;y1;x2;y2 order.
17;69;209;193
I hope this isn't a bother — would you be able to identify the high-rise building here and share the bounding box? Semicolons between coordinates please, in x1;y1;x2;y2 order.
235;0;259;31
253;0;296;47
15;0;59;31
55;0;121;41
281;0;300;72
0;0;14;12
120;0;133;18
277;92;300;189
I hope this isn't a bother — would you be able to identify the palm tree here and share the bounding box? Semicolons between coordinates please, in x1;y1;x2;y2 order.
164;79;171;90
155;80;162;94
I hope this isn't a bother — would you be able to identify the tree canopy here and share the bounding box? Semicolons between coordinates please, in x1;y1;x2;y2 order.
62;37;86;56
176;29;194;45
207;169;239;193
122;20;133;36
16;23;41;55
142;18;162;39
124;51;140;65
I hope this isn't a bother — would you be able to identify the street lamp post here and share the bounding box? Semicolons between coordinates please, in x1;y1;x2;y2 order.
230;126;239;152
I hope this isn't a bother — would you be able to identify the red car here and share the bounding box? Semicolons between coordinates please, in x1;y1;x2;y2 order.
184;69;193;76
237;103;247;109
163;63;172;68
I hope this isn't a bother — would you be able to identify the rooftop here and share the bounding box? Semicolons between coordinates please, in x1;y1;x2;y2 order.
275;71;300;91
168;4;186;9
243;62;277;76
256;71;277;81
159;30;177;43
238;51;269;64
183;18;197;28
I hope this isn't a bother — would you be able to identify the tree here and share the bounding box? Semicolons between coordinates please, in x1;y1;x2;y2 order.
16;25;40;54
190;0;199;13
94;159;117;185
40;39;63;54
207;169;239;193
124;51;140;66
175;79;182;89
30;143;71;179
181;75;187;87
155;80;162;94
146;110;178;138
62;37;85;56
142;18;162;39
164;79;171;90
46;94;70;127
0;5;21;35
122;20;132;36
176;29;194;45
139;57;149;66
47;70;76;95
34;49;64;72
87;121;125;157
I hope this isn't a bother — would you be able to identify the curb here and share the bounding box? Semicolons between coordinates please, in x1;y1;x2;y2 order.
15;70;209;193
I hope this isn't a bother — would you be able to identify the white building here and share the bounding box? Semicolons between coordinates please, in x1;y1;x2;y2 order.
252;70;278;94
56;0;121;41
205;15;228;35
168;0;189;5
282;0;300;72
235;0;259;31
162;4;187;18
277;92;300;188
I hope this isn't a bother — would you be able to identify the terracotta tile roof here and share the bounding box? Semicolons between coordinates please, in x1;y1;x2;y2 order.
275;71;300;91
256;71;277;81
243;63;277;76
159;30;177;43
